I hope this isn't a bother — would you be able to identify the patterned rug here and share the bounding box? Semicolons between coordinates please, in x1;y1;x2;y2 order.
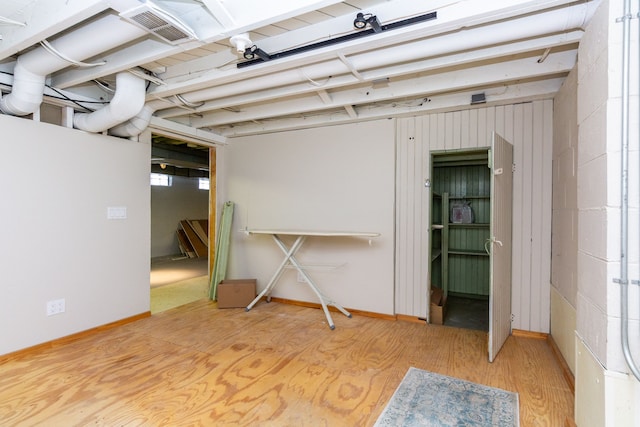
374;367;519;426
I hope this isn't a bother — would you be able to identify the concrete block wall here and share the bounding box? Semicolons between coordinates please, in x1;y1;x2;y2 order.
575;1;640;425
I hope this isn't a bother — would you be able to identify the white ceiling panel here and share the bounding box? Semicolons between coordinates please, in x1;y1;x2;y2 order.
0;0;600;143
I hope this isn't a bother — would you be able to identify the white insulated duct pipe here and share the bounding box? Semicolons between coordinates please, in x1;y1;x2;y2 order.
74;72;146;133
109;100;165;137
116;1;597;136
0;14;148;116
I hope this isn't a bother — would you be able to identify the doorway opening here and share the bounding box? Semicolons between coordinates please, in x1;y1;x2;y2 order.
429;133;514;361
149;135;214;313
430;149;490;331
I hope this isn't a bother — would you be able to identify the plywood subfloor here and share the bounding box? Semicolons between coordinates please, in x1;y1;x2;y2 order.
0;301;573;426
150;276;209;314
150;257;208;288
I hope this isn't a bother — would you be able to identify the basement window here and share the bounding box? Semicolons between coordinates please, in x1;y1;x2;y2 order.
150;173;172;187
198;178;210;190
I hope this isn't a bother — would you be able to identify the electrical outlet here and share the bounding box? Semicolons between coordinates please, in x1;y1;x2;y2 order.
46;298;66;316
297;272;307;283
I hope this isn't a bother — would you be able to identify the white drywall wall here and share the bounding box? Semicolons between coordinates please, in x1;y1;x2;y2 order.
219;119;396;315
0;115;150;355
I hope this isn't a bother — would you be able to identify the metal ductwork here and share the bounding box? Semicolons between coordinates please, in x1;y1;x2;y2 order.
0;14;148;117
119;2;199;45
74;72;146;133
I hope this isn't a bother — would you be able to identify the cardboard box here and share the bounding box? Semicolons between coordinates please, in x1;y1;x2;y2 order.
429;286;447;325
217;279;257;309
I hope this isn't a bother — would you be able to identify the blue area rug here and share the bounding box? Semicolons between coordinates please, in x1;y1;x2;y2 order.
374;367;519;426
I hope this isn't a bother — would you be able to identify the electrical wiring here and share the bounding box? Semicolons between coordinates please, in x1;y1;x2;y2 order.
45;85;103;112
128;68;165;86
39;40;107;68
0;68;156;113
93;79;115;94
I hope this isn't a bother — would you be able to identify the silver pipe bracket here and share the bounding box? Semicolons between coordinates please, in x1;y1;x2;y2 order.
614;278;640;286
616;13;636;23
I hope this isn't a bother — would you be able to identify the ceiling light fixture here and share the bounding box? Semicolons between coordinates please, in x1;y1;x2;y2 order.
243;45;271;61
353;12;382;33
230;33;252;54
237;11;437;69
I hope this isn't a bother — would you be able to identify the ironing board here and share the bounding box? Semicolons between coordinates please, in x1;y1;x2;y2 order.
243;229;380;329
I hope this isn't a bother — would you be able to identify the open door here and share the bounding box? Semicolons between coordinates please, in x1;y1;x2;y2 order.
488;132;513;362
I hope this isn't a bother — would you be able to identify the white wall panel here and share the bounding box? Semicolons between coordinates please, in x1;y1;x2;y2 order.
222;120;396;315
395;100;553;332
395;118;430;317
0;115;151;355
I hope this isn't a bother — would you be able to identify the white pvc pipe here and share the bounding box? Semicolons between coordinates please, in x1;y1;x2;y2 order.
0;14;147;116
74;72;146;133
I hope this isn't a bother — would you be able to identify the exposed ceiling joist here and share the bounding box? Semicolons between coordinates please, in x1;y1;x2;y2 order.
0;0;599;147
219;78;566;138
150;116;227;146
0;0;107;60
200;0;236;27
154;30;582;121
190;49;576;128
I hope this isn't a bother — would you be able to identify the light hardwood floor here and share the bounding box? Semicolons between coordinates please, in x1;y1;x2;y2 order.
0;300;573;426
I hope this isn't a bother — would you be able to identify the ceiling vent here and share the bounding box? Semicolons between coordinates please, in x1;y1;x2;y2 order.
120;2;198;45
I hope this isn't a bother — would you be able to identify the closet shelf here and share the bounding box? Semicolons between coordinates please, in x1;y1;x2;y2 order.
449;249;490;257
448;195;490;200
431;152;492;299
449;223;489;228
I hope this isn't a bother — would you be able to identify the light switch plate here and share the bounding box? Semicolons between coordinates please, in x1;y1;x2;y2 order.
107;206;127;219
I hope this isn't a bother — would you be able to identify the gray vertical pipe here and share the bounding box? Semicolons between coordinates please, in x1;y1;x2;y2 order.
619;0;640;382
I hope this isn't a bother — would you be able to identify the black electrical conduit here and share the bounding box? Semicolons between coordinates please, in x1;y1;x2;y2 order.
617;0;640;382
237;11;437;69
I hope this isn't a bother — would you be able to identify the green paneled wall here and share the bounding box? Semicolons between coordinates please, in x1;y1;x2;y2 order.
448;255;490;295
431;151;491;296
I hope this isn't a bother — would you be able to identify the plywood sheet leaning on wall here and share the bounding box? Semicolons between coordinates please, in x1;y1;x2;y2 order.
176;229;196;258
179;220;208;258
189;219;208;247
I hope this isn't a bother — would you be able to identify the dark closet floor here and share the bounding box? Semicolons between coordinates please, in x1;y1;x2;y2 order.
444;295;489;332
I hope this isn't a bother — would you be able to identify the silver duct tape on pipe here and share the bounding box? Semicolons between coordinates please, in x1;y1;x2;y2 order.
74;72;146;133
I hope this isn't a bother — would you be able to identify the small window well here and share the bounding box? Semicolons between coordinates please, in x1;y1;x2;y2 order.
151;173;172;187
198;178;210;190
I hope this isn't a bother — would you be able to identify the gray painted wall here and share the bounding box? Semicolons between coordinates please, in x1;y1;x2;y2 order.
151;175;209;258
